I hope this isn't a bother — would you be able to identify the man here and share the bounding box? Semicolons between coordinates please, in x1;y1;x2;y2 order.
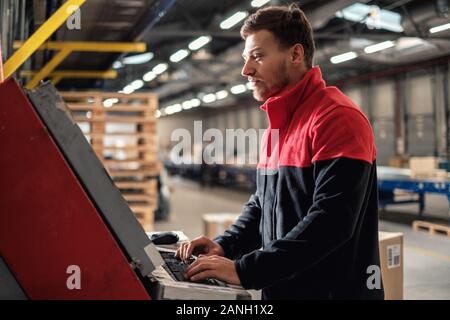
176;4;384;300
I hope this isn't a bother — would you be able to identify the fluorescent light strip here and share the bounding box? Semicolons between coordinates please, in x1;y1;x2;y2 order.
330;51;358;64
112;61;123;69
220;11;248;30
251;0;270;8
143;71;156;82
190;98;201;107
215;90;229;100
170;49;190;63
130;79;144;90
364;40;395;54
182;101;193;110
202;93;217;103
189;36;212;51
231;84;247;94
152;63;168;75
165;104;182;115
122;85;134;94
122;52;154;65
429;22;450;34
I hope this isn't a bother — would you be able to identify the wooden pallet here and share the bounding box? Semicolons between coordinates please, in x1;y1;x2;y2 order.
132;206;155;232
412;220;450;237
60;91;160;231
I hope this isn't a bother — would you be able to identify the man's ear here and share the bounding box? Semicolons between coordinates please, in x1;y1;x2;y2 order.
291;44;305;65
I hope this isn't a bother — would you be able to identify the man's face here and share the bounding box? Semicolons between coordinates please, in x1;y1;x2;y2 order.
241;30;291;101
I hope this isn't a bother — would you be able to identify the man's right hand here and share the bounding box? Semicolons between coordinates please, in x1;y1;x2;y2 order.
175;236;225;262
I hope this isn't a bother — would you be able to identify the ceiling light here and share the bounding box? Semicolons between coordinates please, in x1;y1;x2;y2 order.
130;79;144;90
122;52;154;65
230;84;246;94
251;0;270;8
112;61;123;69
364;40;395;54
170;49;190;63
190;98;201;107
155;110;161;118
103;98;118;108
152;63;168;75
220;11;248;30
202;93;217;103
165;104;182;115
143;71;156;82
182;100;193;110
188;36;212;51
215;90;229;100
330;52;358;64
103;99;114;108
335;3;403;33
122;85;134;94
429;22;450;34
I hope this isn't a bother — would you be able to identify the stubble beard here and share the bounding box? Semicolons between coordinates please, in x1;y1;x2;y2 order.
252;61;290;102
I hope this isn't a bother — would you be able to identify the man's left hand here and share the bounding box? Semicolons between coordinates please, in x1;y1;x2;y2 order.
185;255;241;285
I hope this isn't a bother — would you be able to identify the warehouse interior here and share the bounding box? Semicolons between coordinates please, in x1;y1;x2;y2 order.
1;0;450;300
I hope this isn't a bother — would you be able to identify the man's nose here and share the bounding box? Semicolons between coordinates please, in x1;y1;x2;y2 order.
241;60;255;77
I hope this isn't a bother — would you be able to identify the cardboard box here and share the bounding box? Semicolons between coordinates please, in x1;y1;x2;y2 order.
378;231;404;300
203;213;240;239
409;157;439;178
388;156;410;168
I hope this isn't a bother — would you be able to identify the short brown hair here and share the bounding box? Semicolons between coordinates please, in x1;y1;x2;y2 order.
240;4;315;69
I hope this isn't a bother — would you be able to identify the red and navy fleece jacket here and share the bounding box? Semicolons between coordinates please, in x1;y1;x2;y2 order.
214;67;384;300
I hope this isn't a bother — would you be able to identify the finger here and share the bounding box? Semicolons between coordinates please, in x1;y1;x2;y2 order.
185;261;215;278
184;242;194;262
182;241;192;261
185;238;204;261
176;242;187;259
190;270;217;282
175;242;186;258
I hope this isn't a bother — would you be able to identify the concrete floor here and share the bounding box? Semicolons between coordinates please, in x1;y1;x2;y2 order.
155;176;450;300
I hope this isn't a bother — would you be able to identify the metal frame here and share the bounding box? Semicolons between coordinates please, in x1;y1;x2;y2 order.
378;177;450;223
20;70;118;85
13;41;146;88
3;0;86;80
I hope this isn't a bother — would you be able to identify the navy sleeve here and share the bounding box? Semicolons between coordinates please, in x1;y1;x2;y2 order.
214;193;262;260
234;157;373;290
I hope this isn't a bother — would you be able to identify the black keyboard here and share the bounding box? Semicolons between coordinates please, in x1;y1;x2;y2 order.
159;251;226;287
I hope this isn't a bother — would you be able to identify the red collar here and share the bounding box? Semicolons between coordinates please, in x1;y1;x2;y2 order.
261;66;326;129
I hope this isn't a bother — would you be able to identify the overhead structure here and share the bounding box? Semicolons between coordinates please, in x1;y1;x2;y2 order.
3;0;87;80
12;41;146;88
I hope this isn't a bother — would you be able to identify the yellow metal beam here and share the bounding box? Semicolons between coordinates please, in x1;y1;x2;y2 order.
13;41;146;53
4;0;86;79
26;48;71;89
21;70;118;79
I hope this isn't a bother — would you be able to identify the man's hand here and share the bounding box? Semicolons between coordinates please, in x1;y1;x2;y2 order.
185;255;241;285
175;236;224;262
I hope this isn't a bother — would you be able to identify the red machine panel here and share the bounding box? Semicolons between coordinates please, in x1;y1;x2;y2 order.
0;78;150;299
